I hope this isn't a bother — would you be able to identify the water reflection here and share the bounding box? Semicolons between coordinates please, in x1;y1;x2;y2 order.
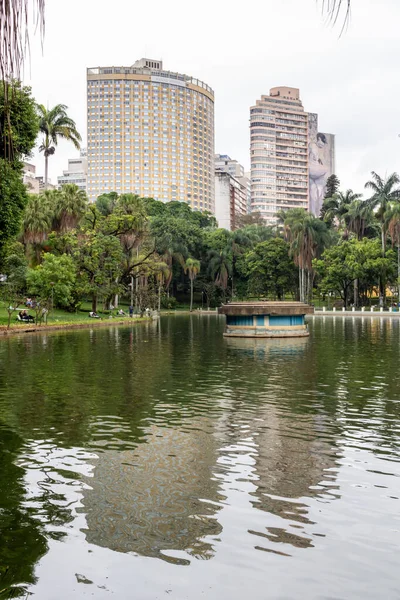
225;335;308;359
0;317;399;599
81;416;223;563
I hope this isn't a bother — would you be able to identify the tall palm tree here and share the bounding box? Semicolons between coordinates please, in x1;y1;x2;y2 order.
184;258;200;312
37;104;81;189
283;208;329;302
208;249;232;300
22;194;53;264
323;190;361;236
345;198;372;307
385;204;400;306
365;172;400;307
55;184;87;232
345;198;371;241
365;171;400;256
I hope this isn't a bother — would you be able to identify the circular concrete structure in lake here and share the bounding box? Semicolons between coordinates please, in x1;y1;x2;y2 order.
218;301;314;338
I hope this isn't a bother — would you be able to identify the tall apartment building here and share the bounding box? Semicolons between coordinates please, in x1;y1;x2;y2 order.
57;149;87;191
215;154;250;217
215;155;247;230
250;87;334;224
87;59;215;211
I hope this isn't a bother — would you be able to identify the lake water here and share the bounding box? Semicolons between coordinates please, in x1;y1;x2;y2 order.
0;315;399;599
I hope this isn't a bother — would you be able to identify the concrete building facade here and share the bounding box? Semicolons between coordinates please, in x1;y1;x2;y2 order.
250;87;334;224
87;59;215;211
215;170;247;231
57;149;88;191
23;163;40;194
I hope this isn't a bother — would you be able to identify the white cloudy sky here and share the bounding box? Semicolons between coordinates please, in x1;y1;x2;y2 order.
25;0;399;196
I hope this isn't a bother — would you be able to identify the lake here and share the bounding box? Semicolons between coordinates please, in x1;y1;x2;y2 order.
0;315;399;599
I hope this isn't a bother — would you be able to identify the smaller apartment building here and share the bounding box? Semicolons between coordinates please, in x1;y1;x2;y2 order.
215;170;247;230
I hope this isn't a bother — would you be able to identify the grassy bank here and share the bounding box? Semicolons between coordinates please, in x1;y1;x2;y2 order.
0;301;151;335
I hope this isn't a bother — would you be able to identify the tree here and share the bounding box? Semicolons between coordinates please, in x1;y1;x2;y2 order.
244;238;296;299
0;82;39;263
282;208;329;302
322;190;361;234
235;212;265;228
0;283;25;328
365;172;400;305
314;239;396;308
26;253;76;310
0;160;30;263
96;192;119;216
37;104;81;189
324;174;340;200
208;249;232;299
0;81;39;160
385;203;400;305
314;241;359;308
73;230;124;312
55;184;87;232
22;193;53;264
184;258;200;312
365;172;400;256
345;198;372;307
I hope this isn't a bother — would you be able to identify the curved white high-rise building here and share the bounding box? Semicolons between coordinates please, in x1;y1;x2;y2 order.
87;58;215;211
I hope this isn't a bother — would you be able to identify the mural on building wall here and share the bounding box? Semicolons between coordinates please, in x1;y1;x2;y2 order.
308;113;335;216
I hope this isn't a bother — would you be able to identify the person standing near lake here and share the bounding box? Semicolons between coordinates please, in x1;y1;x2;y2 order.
129;305;134;318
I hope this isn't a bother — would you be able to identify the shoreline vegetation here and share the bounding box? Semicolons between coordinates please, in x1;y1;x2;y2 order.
0;315;152;336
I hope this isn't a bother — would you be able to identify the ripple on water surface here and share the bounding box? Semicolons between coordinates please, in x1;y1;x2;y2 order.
0;316;399;599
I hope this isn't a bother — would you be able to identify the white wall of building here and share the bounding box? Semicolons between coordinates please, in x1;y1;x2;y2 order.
215;172;232;230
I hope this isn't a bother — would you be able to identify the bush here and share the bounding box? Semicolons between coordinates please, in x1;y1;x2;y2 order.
160;296;177;310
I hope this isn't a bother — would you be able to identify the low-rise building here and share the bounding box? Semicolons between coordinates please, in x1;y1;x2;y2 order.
23;163;40;194
57;149;87;191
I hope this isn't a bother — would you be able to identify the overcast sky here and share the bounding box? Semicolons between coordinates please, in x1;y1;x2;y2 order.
25;0;399;196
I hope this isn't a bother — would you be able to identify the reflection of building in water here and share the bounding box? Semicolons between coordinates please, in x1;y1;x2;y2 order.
250;405;339;551
81;419;223;563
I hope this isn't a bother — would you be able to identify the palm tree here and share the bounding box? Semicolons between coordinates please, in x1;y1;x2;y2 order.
184;258;200;312
345;199;371;307
365;172;400;306
385;204;400;306
37;104;81;189
345;198;371;241
55;184;87;232
208;249;232;300
22;194;53;264
323;190;361;236
365;172;400;256
282;209;329;303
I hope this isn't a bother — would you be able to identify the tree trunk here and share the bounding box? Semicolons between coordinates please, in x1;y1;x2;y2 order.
44;154;48;190
354;278;359;308
92;294;97;312
158;283;161;312
190;278;193;312
381;226;386;257
298;266;302;302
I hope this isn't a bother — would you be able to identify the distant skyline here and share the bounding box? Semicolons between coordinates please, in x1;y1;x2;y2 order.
25;0;400;198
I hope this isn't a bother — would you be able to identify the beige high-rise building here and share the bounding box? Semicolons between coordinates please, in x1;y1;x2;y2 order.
250;86;335;224
86;59;215;211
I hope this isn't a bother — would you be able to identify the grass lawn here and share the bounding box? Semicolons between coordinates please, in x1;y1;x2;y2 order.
0;300;137;329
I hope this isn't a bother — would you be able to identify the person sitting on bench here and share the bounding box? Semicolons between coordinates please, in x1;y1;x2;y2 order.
17;310;34;322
